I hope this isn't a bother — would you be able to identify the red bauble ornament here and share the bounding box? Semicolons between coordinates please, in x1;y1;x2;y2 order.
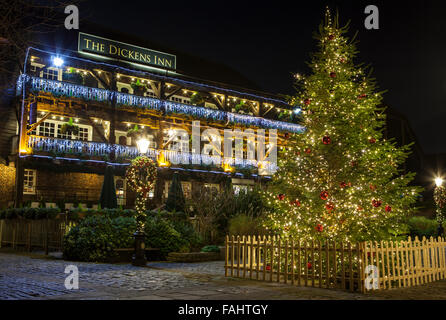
291;199;301;207
307;262;313;269
369;138;376;144
369;184;376;191
328;34;335;40
266;265;271;271
322;136;331;145
358;93;367;99
304;98;311;105
330;72;336;78
340;181;347;188
315;224;324;232
278;194;285;201
305;148;311;154
385;205;392;212
320;191;329;201
340;58;346;63
325;202;334;212
372;199;382;208
350;161;357;167
357;206;363;211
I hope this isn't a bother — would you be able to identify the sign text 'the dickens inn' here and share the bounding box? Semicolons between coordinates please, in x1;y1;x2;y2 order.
78;32;176;70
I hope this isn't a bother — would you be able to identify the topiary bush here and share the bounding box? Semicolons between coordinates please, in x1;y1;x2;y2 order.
144;217;189;258
407;216;443;238
63;215;136;262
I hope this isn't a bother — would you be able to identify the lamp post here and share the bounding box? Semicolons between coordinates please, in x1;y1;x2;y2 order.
434;177;445;237
130;137;153;266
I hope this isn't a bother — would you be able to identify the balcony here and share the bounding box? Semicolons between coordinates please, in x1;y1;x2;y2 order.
26;136;277;173
19;75;304;133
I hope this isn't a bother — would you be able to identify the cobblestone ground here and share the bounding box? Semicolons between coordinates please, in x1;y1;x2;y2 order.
1;252;446;300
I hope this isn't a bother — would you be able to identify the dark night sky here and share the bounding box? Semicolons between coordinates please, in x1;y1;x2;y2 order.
79;0;446;154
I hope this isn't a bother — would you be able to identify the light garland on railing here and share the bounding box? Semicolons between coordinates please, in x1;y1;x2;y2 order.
21;75;304;133
27;136;278;171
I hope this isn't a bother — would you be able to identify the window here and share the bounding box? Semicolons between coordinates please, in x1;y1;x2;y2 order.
33;118;92;141
42;68;59;80
115;177;126;206
233;184;249;195
203;183;219;193
38;121;56;137
145;91;156;98
23;169;36;194
76;127;89;141
164;181;191;199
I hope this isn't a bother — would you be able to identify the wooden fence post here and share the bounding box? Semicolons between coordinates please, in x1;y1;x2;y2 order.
231;235;234;277
225;235;229;277
27;221;31;252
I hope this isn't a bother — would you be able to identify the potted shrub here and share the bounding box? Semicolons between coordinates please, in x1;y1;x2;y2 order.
60;117;79;137
130;79;146;96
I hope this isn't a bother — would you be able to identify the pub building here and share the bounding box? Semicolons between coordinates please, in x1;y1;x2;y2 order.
2;30;304;210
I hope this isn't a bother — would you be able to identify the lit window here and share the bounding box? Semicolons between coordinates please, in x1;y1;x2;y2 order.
42;68;59;80
38;121;56;137
115;177;126;206
23;169;37;194
233;184;249;195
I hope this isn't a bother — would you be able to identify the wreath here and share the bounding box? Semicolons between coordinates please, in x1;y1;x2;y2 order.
125;157;157;198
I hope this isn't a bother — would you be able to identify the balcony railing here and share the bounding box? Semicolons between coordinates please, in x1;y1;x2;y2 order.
19;75;304;133
27;136;277;171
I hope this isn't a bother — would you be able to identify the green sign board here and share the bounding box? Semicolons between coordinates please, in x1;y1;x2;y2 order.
78;32;176;70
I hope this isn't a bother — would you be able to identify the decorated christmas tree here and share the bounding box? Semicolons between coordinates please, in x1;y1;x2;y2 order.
263;10;422;242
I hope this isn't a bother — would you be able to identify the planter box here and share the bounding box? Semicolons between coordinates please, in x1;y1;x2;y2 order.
167;251;220;263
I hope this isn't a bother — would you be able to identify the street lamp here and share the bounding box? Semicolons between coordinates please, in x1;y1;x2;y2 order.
136;137;150;155
131;137;151;266
434;177;445;237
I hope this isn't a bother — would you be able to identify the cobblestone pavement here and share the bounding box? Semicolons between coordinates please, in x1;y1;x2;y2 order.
1;252;446;300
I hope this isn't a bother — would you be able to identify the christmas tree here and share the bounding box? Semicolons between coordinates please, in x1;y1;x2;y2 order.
263;10;422;242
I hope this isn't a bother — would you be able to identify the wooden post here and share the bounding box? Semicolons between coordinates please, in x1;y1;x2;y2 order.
225;235;229;277
27;221;31;252
304;241;308;287
231;235;234;277
45;219;49;255
284;239;288;284
326;240;330;289
291;240;295;285
333;241;337;289
297;240;301;286
256;235;261;280
277;238;281;283
270;236;274;282
250;235;254;279
262;235;267;281
311;240;315;287
318;241;322;288
348;242;353;292
242;235;247;279
236;235;241;278
340;242;345;290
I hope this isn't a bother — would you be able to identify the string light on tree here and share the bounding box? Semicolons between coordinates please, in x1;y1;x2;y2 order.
262;9;421;243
